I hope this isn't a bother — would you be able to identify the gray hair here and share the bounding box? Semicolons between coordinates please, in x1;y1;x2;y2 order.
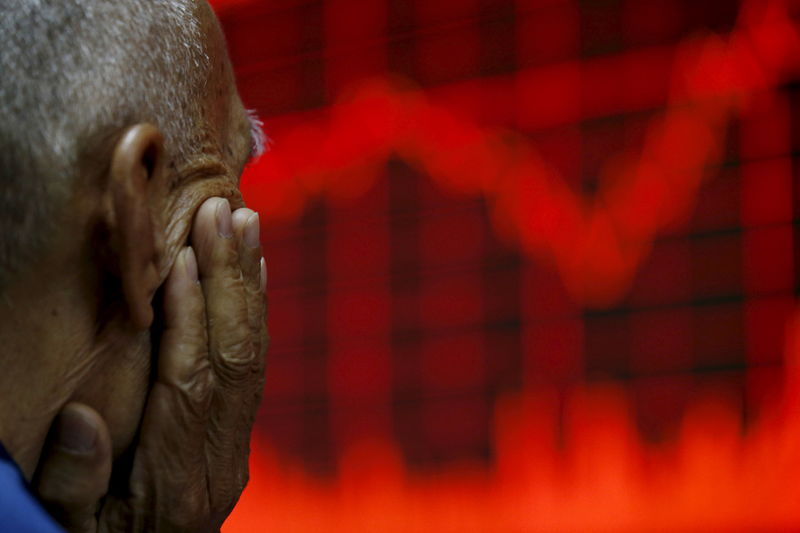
0;0;210;287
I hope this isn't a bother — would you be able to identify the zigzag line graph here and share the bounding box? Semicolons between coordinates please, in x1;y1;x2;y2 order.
217;2;800;531
241;0;800;305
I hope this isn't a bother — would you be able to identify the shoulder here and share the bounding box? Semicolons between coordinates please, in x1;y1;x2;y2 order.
0;444;64;533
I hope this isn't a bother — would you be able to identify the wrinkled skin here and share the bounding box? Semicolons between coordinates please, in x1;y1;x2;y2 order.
35;198;268;532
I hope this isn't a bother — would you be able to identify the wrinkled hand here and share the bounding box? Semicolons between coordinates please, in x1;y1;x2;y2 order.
34;197;268;532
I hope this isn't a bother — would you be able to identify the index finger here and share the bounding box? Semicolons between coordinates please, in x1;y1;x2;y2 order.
190;198;261;513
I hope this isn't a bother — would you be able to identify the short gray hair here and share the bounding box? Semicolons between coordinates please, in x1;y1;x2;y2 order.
0;0;211;286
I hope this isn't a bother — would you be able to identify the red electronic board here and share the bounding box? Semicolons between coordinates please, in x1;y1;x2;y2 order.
209;0;800;530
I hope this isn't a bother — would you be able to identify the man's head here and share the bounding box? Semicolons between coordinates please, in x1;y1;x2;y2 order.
0;0;262;475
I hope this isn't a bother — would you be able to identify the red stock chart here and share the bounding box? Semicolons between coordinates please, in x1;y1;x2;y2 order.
210;0;800;530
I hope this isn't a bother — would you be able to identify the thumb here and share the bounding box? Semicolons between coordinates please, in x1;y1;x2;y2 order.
34;403;112;533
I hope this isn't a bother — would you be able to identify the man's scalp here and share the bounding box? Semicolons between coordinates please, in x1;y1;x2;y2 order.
0;0;211;286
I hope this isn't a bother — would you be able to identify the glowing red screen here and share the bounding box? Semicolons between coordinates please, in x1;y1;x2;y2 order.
210;0;800;530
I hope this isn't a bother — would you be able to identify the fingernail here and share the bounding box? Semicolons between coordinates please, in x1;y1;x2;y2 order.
260;257;267;293
244;213;260;249
56;408;97;454
183;247;198;282
215;199;233;238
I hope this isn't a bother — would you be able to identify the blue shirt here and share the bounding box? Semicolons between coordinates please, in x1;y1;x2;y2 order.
0;443;64;532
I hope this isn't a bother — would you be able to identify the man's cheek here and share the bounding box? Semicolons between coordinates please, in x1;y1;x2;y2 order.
86;336;152;460
108;373;150;459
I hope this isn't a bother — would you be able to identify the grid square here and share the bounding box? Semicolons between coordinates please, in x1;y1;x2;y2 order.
743;226;794;295
629;308;693;375
690;232;743;301
692;302;746;370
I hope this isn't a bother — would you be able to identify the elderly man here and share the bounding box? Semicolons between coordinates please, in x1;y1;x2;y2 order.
0;0;267;531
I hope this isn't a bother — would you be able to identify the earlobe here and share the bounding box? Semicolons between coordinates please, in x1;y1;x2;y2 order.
107;124;167;330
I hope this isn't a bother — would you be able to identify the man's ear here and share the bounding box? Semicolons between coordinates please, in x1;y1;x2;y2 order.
107;124;167;330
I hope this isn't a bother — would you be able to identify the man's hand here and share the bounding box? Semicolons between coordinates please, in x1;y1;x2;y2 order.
33;197;268;532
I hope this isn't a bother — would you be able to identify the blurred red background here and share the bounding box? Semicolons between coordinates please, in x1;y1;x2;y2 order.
210;0;800;530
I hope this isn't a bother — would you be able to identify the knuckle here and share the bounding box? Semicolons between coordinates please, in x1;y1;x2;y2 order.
178;362;215;414
199;261;241;298
244;282;262;302
213;338;257;382
159;341;214;412
212;241;241;272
